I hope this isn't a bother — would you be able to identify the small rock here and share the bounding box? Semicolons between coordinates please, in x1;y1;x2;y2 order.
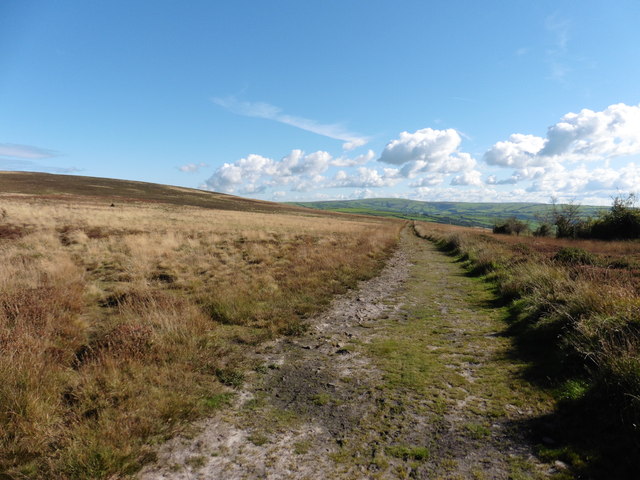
554;460;569;470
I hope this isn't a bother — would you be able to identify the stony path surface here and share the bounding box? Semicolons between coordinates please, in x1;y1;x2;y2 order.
139;227;555;479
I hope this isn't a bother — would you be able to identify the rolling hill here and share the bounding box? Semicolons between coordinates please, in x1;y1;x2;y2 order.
0;171;316;216
289;198;605;228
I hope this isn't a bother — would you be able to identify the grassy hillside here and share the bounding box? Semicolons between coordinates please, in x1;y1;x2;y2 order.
290;198;605;228
0;171;317;215
0;172;403;479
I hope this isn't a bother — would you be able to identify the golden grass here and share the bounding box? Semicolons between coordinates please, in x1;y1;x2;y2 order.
0;197;402;479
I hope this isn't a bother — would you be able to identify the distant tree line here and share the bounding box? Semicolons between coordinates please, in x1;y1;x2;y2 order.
493;194;640;240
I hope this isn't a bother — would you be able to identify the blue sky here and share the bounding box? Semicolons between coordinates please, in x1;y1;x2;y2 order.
2;1;640;205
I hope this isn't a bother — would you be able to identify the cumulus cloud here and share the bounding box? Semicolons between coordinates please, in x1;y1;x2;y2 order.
541;103;640;159
213;96;369;150
378;128;478;187
487;104;640;168
331;149;376;167
205;103;640;204
206;154;274;194
409;174;445;187
329;167;400;189
484;134;546;168
484;103;640;193
352;188;376;199
0;143;58;159
527;163;640;195
280;149;332;177
178;162;208;173
205;148;396;195
450;170;484;186
380;128;462;165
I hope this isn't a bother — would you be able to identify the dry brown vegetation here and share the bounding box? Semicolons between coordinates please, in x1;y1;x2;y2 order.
414;221;640;477
0;194;401;479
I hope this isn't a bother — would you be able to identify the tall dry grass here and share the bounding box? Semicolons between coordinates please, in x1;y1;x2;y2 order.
0;197;401;479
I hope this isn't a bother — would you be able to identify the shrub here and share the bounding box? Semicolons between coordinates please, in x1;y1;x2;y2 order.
533;223;552;237
590;194;640;240
493;217;529;236
553;247;596;266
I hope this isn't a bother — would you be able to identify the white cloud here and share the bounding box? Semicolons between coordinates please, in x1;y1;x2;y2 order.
528;162;640;195
352;188;376;199
205;103;640;204
280;149;332;177
545;14;571;82
409;174;445;187
484;134;546;168
331;149;375;167
379;128;464;165
378;128;478;190
178;162;208;173
484;103;640;196
205;148;395;195
0;143;58;159
450;170;484;186
342;139;368;151
329;167;399;189
540;103;640;159
206;154;275;194
212;96;369;150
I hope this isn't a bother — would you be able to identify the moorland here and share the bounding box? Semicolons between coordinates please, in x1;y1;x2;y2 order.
1;171;639;479
0;172;400;478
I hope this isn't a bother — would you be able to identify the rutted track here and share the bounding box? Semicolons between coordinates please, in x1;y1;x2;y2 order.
139;227;554;479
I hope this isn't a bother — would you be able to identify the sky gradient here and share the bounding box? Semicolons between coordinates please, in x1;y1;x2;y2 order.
2;1;640;205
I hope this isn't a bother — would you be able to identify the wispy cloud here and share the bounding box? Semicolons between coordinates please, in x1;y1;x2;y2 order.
545;15;570;51
0;143;59;159
545;14;571;82
178;162;208;173
212;96;369;151
0;158;80;173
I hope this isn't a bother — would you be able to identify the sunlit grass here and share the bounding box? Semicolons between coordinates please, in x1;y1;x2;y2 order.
0;197;402;479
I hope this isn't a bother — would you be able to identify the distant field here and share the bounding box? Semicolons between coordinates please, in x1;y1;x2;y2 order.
0;172;402;479
290;198;605;228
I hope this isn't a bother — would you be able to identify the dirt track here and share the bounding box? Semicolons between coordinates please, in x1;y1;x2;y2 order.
139;227;554;479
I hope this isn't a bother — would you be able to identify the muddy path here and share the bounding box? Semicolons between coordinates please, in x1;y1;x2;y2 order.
139;227;557;479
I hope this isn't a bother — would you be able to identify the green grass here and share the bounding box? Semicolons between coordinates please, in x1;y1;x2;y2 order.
368;247;550;418
293;440;312;454
415;221;640;478
310;393;332;406
385;445;430;461
202;393;234;410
